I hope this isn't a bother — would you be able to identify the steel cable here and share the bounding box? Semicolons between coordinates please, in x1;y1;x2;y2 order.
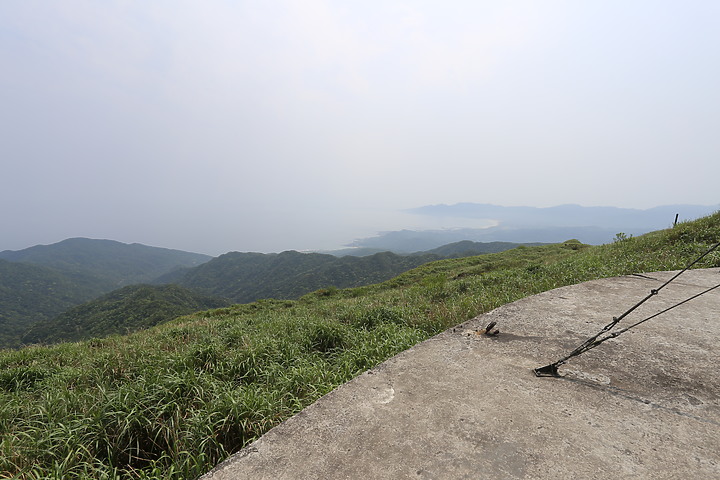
535;241;720;377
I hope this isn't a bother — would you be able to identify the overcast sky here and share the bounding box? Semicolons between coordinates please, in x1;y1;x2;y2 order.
2;1;719;255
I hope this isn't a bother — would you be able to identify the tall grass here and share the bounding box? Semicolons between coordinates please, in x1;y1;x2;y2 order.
1;213;718;479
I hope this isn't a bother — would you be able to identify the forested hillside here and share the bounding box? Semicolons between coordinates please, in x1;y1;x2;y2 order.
423;240;547;257
0;260;102;348
21;284;230;345
0;239;213;348
0;237;211;287
0;239;536;348
167;250;440;303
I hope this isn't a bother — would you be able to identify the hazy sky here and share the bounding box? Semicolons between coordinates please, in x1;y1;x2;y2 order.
2;1;719;255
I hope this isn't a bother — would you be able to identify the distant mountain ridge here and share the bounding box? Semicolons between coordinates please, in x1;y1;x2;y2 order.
161;241;546;304
16;205;704;349
350;203;720;251
165;250;439;304
2;239;538;348
0;237;212;288
9;202;717;348
0;238;213;349
405;203;718;228
351;227;611;252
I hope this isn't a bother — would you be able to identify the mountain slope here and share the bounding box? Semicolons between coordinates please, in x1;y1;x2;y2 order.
21;284;230;345
0;238;214;348
422;240;547;258
0;239;537;348
0;237;212;288
169;250;441;303
19;242;539;347
166;242;545;303
0;259;102;348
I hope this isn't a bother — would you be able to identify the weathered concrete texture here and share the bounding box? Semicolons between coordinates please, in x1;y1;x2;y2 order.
201;268;720;480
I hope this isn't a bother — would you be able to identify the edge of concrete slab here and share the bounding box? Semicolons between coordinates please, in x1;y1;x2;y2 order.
201;268;720;480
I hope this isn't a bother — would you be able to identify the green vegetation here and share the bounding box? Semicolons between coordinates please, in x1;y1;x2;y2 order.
0;238;212;287
423;240;548;257
21;285;231;345
0;239;212;349
169;250;442;303
1;213;718;479
161;243;546;305
1;238;531;349
0;260;102;349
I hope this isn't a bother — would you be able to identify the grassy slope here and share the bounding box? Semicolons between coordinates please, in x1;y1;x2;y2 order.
1;213;718;479
170;250;442;303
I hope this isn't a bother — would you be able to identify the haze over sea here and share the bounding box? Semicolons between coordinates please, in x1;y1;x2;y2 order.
2;1;718;255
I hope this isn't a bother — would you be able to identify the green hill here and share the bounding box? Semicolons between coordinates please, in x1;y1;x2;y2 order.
21;284;231;345
422;240;547;257
1;239;535;349
320;240;540;257
167;250;442;303
0;237;212;288
0;259;103;349
0;238;213;349
0;212;718;479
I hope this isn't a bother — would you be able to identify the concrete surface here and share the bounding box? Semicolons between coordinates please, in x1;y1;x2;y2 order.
201;268;720;479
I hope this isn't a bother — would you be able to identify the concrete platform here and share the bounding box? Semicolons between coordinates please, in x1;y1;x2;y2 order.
201;268;720;479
